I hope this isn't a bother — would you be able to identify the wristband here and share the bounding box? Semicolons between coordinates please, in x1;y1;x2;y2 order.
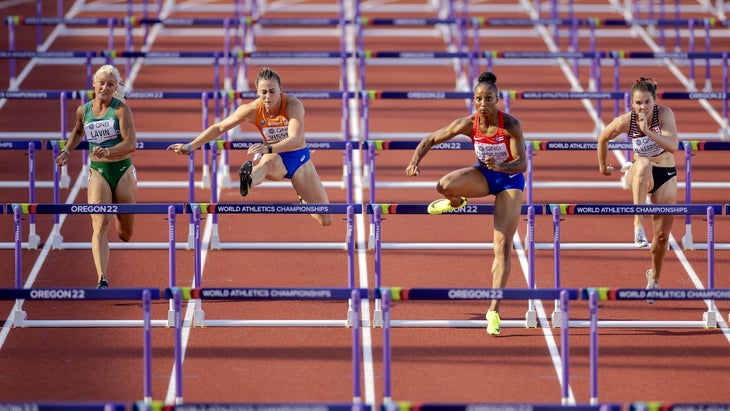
267;145;273;154
187;143;191;153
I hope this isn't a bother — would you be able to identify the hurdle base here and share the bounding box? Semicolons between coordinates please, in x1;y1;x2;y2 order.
347;308;355;328
525;309;537;328
52;232;64;250
187;223;195;250
346;309;370;328
168;309;176;328
27;233;40;250
13;309;27;327
682;226;694;250
210;224;221;249
193;306;206;327
703;310;717;329
372;309;383;328
551;309;562;328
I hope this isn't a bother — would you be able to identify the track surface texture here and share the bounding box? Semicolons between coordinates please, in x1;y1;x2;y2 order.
1;0;729;409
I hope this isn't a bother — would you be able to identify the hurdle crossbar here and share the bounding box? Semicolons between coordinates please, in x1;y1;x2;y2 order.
212;139;356;197
166;287;366;405
367;204;542;328
186;203;362;327
527;140;730;250
584;288;730;404
0;403;126;410
0;287;158;403
8;203;182;327
549;204;722;329
380;288;578;405
0;140;44;249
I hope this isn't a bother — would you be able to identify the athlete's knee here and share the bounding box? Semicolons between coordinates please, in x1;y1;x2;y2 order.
652;228;670;246
435;179;456;196
117;223;134;242
92;214;112;230
492;234;513;258
315;214;333;227
118;230;133;242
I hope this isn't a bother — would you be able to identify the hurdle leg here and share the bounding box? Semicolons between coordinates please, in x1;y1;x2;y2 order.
682;143;694;250
187;222;195;249
193;299;206;326
372;298;383;328
202;163;211;189
27;224;41;250
551;301;562;328
525;305;537;328
51;222;64;249
682;223;694;250
702;310;717;328
210;223;221;249
13;301;27;327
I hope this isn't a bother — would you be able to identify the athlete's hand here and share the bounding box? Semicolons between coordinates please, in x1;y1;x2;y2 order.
406;163;419;176
600;165;614;176
483;156;498;171
55;151;69;166
637;111;649;134
92;146;110;158
247;143;268;156
166;143;189;155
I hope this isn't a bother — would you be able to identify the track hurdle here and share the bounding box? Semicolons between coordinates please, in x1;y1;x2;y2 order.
679;141;730;250
207;139;356;248
0;287;158;404
0;140;44;249
200;89;351;194
583;287;730;405
159;287;366;407
186;203;362;327
367;203;542;329
548;203;722;328
8;203;182;327
379;287;587;406
525;139;730;250
0;403;125;410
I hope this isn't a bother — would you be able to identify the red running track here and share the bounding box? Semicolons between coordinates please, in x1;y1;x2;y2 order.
0;0;729;408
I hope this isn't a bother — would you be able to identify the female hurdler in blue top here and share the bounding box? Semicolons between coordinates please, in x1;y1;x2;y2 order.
55;64;139;289
597;77;679;300
406;72;528;336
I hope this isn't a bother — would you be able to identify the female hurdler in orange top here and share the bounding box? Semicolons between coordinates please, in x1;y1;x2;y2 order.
168;67;331;226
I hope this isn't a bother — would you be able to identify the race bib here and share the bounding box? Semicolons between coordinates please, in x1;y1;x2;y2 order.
262;126;288;143
84;119;118;144
632;135;664;157
474;141;509;163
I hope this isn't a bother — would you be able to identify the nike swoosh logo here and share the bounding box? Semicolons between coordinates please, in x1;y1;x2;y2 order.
508;174;518;178
668;172;676;176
